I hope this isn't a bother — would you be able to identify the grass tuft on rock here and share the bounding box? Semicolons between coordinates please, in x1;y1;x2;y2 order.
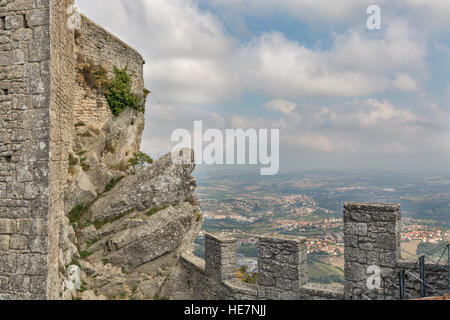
146;205;168;217
104;176;124;193
80;251;92;259
68;204;90;226
93;208;135;230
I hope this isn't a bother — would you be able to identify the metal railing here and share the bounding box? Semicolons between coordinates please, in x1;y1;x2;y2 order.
355;241;449;300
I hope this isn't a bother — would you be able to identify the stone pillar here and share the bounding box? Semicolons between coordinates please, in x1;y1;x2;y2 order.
343;202;401;299
205;233;237;282
258;234;307;300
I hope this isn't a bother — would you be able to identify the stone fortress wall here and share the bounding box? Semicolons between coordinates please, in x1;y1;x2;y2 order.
0;0;74;300
181;202;449;300
0;0;145;299
74;14;144;129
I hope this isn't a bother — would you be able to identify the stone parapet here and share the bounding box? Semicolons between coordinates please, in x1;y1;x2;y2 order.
344;202;401;299
205;233;237;282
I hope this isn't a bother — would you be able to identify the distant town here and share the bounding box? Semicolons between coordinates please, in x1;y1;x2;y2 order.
193;168;450;285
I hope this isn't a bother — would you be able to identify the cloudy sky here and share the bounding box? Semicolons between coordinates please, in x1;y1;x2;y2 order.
75;0;450;172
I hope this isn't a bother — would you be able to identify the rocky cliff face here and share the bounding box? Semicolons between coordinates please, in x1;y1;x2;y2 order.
60;100;201;300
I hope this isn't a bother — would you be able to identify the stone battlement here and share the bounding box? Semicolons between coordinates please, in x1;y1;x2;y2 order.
181;202;448;300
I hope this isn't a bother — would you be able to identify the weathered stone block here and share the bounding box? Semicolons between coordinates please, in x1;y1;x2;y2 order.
374;233;397;250
345;222;367;236
344;261;366;282
11;94;32;110
16;219;48;236
0;252;16;273
0;219;16;234
29;275;46;294
28;236;47;254
16;253;48;275
5;15;24;30
345;246;367;263
379;251;397;267
23;63;40;77
32;26;50;40
257;272;275;287
0;52;11;66
32;93;49;109
8;275;29;293
9;235;27;250
12;48;27;65
343;209;372;223
0;277;8;291
27;9;50;27
366;251;380;265
7;0;34;11
28;39;50;62
345;235;358;248
35;0;50;9
0;235;9;251
28;77;49;94
13;29;32;42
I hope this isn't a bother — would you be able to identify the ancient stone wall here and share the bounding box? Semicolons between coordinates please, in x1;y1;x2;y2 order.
181;232;344;300
0;0;75;300
182;203;448;300
74;14;144;129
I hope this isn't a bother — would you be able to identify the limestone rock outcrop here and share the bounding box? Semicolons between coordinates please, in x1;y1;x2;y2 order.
86;151;197;223
104;203;201;270
0;3;200;300
54;10;203;299
60;90;202;298
62;145;201;300
61;75;201;300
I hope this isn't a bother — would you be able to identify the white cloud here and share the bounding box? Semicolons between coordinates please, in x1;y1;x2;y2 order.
392;74;419;92
140;101;226;156
239;29;425;98
353;99;418;127
77;0;427;105
264;99;297;114
75;0;449;169
329;21;427;73
286;134;335;152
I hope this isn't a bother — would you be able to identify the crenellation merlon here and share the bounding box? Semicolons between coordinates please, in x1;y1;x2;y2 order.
344;202;402;299
258;233;307;296
205;232;237;282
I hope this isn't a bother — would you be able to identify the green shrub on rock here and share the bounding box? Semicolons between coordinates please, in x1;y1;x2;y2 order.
128;151;153;170
105;65;140;116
